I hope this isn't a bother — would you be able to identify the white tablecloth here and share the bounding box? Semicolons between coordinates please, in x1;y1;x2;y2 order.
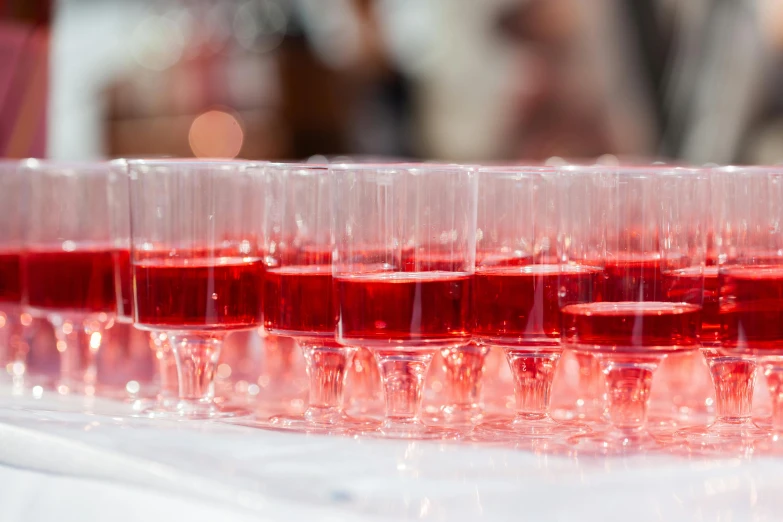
0;390;778;521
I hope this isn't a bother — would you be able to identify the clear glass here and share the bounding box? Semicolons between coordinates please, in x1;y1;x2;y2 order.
0;160;27;393
108;159;179;413
128;159;264;418
260;163;369;433
712;166;783;454
676;167;766;450
560;166;708;454
23;160;117;396
333;163;478;439
472;167;593;443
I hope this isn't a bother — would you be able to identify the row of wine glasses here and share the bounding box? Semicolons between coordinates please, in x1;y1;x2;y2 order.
2;159;783;455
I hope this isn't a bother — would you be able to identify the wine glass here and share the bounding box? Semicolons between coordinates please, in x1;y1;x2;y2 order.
333;163;477;439
107;159;178;411
712;166;783;454
0;160;27;392
23;160;117;396
127;159;264;419
560;165;708;454
473;166;597;443
257;163;372;432
674;166;767;451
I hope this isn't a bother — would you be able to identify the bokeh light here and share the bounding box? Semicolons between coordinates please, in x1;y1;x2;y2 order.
188;109;244;158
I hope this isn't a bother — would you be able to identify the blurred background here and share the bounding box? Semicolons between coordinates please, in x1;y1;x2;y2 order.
3;0;783;165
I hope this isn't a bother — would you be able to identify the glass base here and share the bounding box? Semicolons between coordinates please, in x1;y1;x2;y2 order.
138;400;249;420
677;419;767;444
475;415;588;442
269;411;377;433
567;428;665;455
428;404;483;426
358;420;462;440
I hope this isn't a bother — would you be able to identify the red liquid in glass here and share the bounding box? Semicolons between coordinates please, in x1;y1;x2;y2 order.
336;272;472;347
720;266;783;353
0;251;22;304
661;266;715;343
702;267;719;344
473;264;601;345
26;249;116;313
562;302;701;352
264;266;335;337
603;255;663;302
114;249;132;320
134;257;264;331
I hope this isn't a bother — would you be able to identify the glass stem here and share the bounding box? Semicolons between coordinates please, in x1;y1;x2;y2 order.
149;332;177;400
703;350;756;424
598;354;662;431
764;361;783;432
263;334;298;393
506;350;559;422
349;347;381;412
300;341;355;424
49;313;111;394
374;350;434;429
572;350;603;418
166;333;222;408
0;306;25;382
440;343;488;422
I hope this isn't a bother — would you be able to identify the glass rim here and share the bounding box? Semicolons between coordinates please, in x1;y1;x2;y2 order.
126;158;255;168
713;165;783;176
21;159;111;177
329;162;473;174
559;164;705;177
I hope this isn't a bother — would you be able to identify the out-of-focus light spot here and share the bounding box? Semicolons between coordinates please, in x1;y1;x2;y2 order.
89;332;102;352
188;110;244;158
130;14;186;71
20;313;32;326
0;313;5;329
56;340;67;353
217;363;232;379
234;0;287;53
544;156;567;166
248;383;260;396
307;155;328;164
126;380;141;395
12;362;25;376
32;385;43;399
62;321;73;335
597;154;619;166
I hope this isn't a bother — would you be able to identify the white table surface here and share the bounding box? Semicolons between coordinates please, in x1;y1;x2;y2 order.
0;390;779;522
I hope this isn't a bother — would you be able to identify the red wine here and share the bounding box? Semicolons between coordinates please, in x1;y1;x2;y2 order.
26;249;116;313
661;266;714;343
114;249;132;320
264;265;335;337
702;267;719;344
336;272;472;347
720;266;783;353
562;302;701;352
134;257;263;331
473;264;601;345
603;255;663;302
0;251;22;304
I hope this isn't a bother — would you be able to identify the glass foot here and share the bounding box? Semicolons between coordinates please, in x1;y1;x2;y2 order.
475;416;588;442
567;427;670;456
358;420;462;440
676;420;767;445
271;412;377;432
139;400;249;420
